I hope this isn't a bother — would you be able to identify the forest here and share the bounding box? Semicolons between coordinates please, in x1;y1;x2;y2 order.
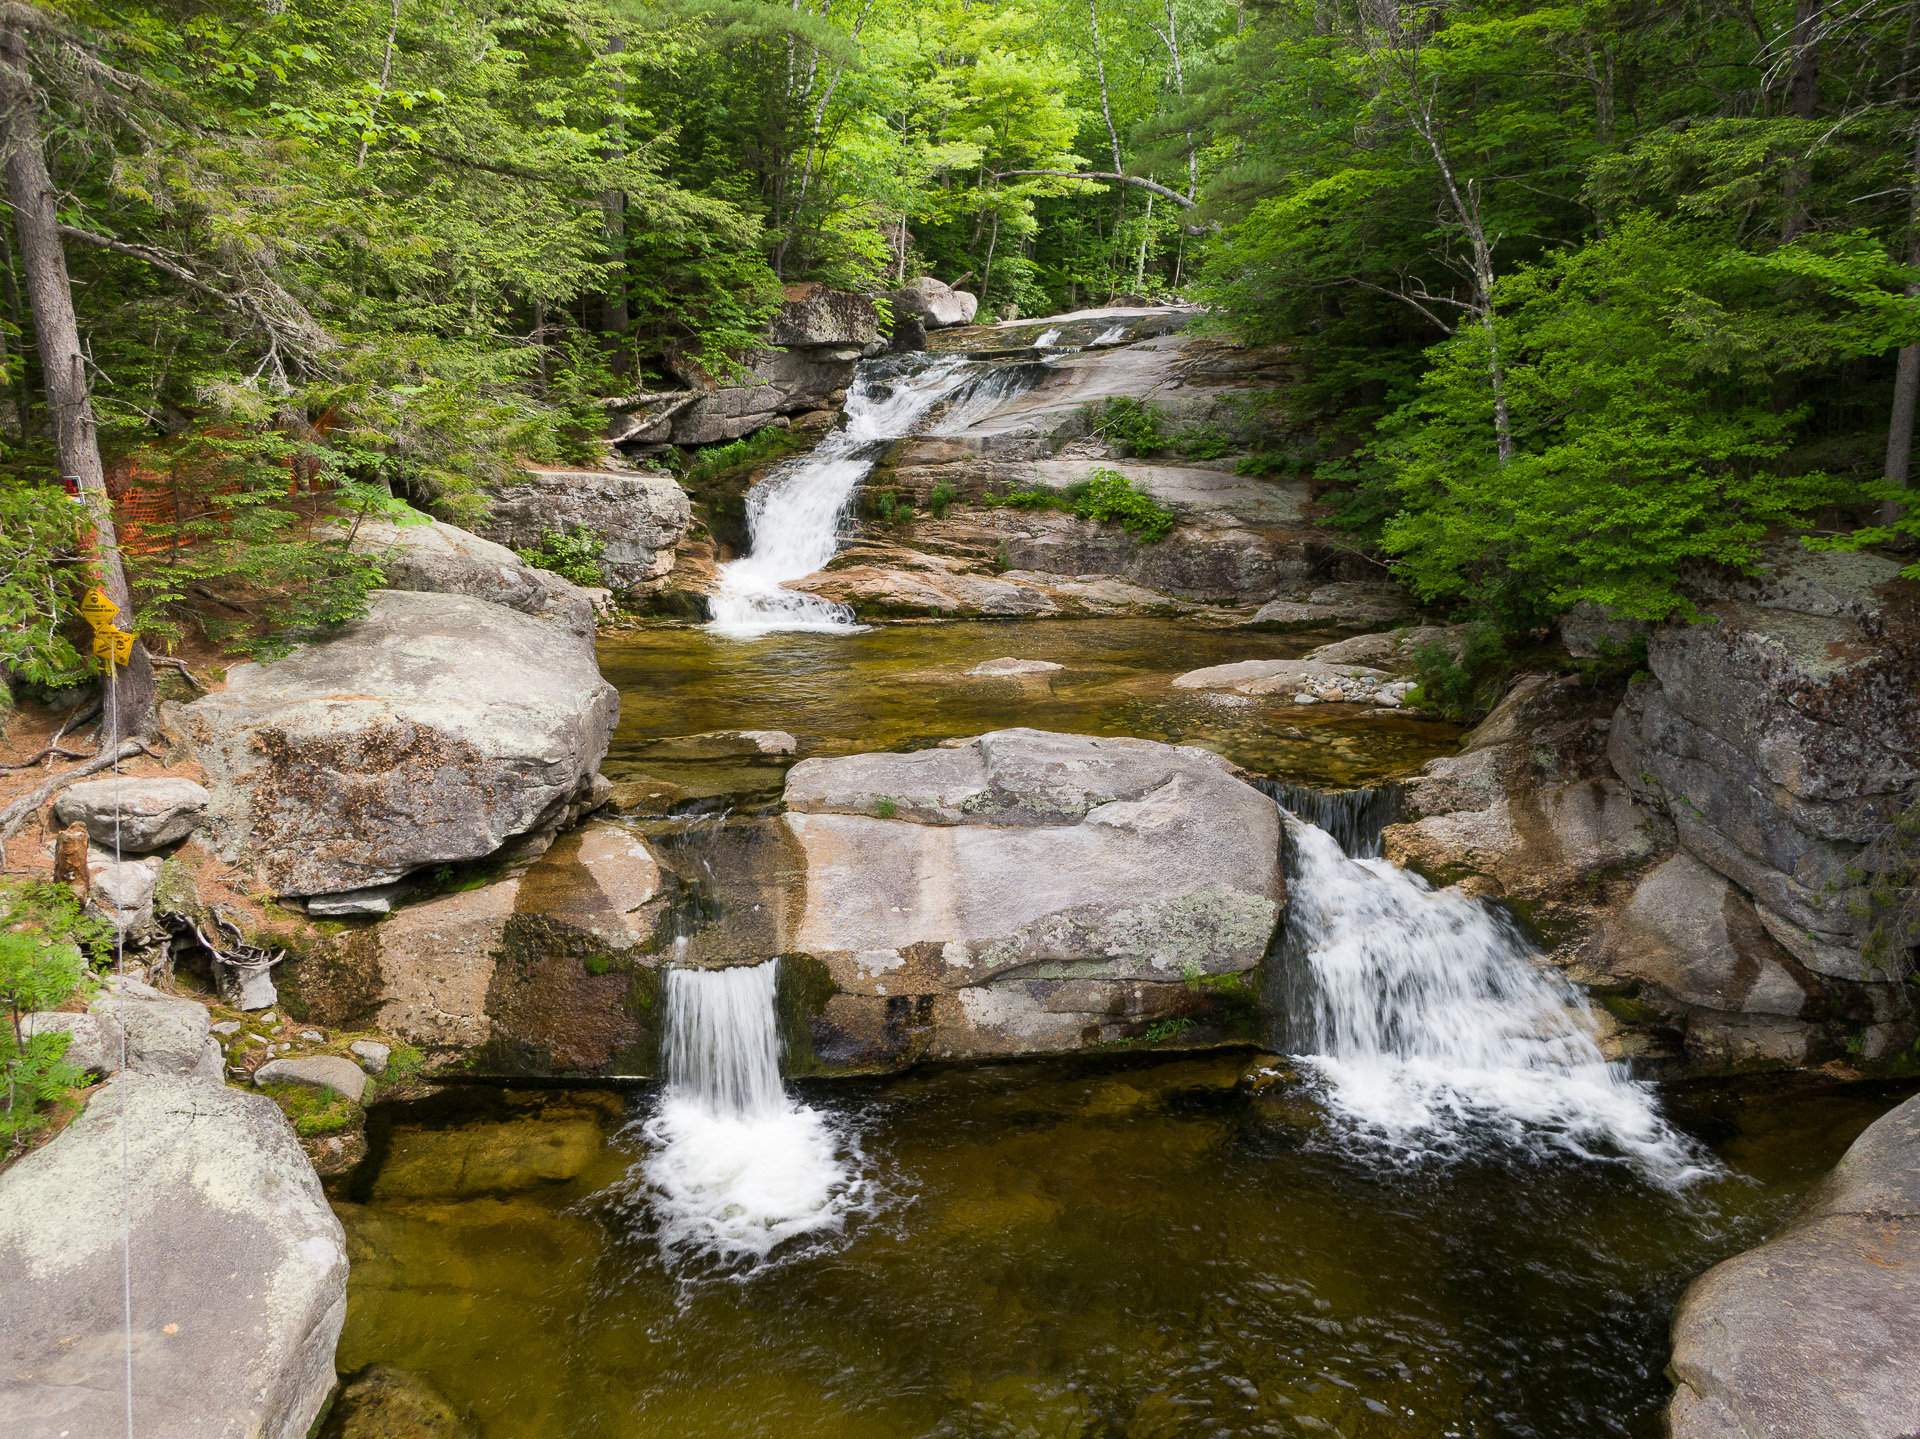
0;0;1916;700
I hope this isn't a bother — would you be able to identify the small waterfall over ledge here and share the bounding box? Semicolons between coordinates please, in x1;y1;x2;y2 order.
1263;782;1708;1187
707;352;987;636
638;960;867;1267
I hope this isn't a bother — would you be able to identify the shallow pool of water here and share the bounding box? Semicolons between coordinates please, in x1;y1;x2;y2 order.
597;620;1460;796
330;1062;1913;1439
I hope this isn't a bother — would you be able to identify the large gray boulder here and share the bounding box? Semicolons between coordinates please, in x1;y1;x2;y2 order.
53;777;208;851
164;590;618;897
780;729;1283;1065
85;851;164;933
0;1074;349;1439
1668;1091;1920;1439
343;516;594;636
89;978;224;1081
765;283;881;348
1610;543;1918;983
472;469;690;591
886;276;979;329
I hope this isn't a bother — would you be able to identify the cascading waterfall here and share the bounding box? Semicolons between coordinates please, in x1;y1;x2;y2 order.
1268;786;1708;1187
707;354;979;636
639;960;865;1265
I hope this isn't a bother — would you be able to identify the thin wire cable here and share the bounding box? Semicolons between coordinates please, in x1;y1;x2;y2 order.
108;660;133;1439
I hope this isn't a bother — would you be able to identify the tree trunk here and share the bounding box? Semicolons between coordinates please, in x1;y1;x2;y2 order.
0;28;154;741
1780;0;1820;241
601;34;629;374
1884;119;1920;532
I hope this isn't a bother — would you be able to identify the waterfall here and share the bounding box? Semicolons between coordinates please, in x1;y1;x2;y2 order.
1261;780;1398;859
1272;797;1708;1187
639;961;865;1266
707;353;977;636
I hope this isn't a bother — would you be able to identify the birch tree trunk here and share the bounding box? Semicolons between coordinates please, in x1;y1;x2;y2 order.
0;27;155;741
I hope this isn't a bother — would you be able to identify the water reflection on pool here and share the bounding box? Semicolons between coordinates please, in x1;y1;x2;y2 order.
329;1062;1912;1439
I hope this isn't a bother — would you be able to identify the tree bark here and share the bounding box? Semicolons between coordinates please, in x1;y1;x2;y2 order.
1780;0;1820;241
1884;119;1920;532
0;27;154;741
601;34;629;373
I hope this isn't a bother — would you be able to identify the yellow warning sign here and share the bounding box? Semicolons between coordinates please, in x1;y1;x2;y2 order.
91;626;135;666
78;588;120;628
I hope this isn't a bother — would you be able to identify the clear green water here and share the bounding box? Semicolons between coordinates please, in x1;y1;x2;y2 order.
332;1061;1913;1439
595;619;1461;800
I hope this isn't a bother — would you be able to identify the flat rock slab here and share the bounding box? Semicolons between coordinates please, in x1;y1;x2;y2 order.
164;589;618;897
1171;658;1391;698
54;777;208;851
1023;459;1310;526
1669;1092;1920;1439
0;1074;349;1439
968;657;1064;676
255;1054;368;1103
782;729;1283;1064
638;729;797;759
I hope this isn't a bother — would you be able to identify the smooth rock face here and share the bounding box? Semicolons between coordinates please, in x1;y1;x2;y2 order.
293;821;665;1074
1668;1092;1920;1439
885;276;979;328
473;469;691;590
166;590;618;896
638;729;797;759
781;729;1283;1064
1171;658;1392;701
54;777;208;851
1609;547;1918;983
791;556;1059;618
0;1074;349;1439
343;517;595;637
969;657;1064;675
89;979;217;1078
86;851;164;931
255;1054;369;1103
306;881;411;918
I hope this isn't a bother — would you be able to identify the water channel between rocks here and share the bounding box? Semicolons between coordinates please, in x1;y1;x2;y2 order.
325;617;1918;1439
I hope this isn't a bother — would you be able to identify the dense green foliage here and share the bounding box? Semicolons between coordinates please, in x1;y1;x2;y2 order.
0;881;103;1147
518;529;610;588
0;0;1914;679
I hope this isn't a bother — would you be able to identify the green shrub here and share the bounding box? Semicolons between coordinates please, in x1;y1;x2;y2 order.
1072;468;1177;542
982;485;1073;512
870;490;916;526
927;481;958;519
681;426;799;487
1408;624;1512;721
1171;424;1237;460
517;528;607;587
0;888;92;1147
1088;396;1167;455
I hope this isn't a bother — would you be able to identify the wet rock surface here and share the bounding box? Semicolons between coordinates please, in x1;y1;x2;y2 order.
781;728;1283;1064
167;590;618;897
1668;1091;1920;1439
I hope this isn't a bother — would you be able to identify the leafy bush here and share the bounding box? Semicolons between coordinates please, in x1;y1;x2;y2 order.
983;485;1073;512
1088;397;1167;455
1171;424;1237;460
517;529;607;587
682;427;799;487
927;482;958;519
0;882;94;1147
1407;625;1512;721
870;490;916;526
1072;468;1177;541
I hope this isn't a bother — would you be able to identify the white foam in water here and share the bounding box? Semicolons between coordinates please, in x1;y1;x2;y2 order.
1032;327;1062;347
640;960;865;1266
707;356;976;636
1280;812;1711;1187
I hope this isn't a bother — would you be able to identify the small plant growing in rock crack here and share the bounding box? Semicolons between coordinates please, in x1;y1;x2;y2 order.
1143;1015;1197;1043
928;481;958;519
518;528;607;587
871;490;917;527
874;796;899;819
1087;396;1167;455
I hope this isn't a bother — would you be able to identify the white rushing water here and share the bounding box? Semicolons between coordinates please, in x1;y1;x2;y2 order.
707;355;977;636
1279;808;1710;1187
640;960;865;1266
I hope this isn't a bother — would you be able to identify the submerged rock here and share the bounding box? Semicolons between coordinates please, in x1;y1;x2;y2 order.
968;657;1064;676
165;590;618;897
0;1074;348;1439
1668;1091;1920;1439
781;728;1283;1064
321;1365;475;1439
53;776;208;851
637;729;797;759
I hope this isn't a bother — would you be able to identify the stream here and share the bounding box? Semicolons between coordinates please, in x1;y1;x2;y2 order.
328;326;1916;1438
